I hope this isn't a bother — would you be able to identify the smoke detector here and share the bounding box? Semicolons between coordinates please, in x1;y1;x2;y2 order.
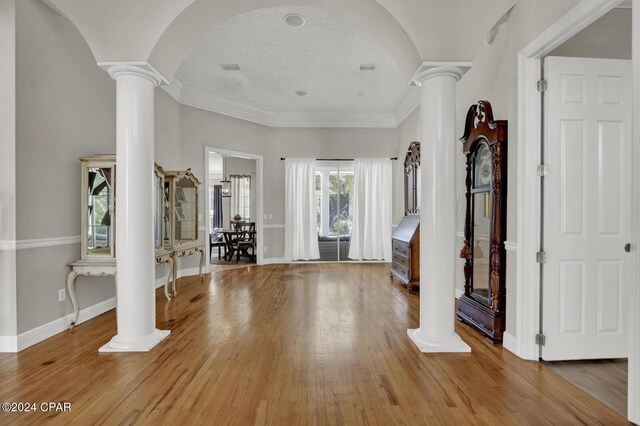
284;13;305;28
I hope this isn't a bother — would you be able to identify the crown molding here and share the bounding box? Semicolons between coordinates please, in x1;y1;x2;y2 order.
273;112;397;128
164;80;405;128
394;88;421;126
180;85;275;127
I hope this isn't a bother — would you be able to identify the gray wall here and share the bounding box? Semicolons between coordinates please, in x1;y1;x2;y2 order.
155;88;181;169
15;0;117;333
550;8;631;59
0;0;17;337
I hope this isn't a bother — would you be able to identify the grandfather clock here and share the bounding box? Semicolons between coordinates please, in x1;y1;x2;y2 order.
457;101;508;344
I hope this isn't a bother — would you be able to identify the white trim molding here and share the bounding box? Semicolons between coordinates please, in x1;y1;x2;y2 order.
502;332;517;355
455;288;464;299
630;1;640;421
0;336;18;353
263;224;285;229
0;235;81;251
504;241;517;252
262;257;287;265
16;297;116;352
167;78;421;129
171;83;401;128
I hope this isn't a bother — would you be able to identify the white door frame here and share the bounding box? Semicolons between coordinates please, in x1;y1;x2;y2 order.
204;146;264;269
516;0;638;421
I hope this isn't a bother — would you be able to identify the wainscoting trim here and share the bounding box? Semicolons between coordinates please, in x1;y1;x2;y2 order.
0;235;81;251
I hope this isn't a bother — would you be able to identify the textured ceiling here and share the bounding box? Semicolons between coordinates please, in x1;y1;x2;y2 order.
176;6;411;114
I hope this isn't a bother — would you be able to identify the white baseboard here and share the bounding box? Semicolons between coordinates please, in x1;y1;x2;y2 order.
16;297;116;352
10;268;205;354
0;336;18;353
262;257;287;265
502;332;517;355
455;288;464;299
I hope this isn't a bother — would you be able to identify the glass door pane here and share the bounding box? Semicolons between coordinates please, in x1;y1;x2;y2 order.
315;161;353;262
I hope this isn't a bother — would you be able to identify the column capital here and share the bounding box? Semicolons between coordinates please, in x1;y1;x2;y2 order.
409;61;472;86
98;61;168;87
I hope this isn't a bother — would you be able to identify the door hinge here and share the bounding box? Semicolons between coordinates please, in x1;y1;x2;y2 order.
537;164;548;177
535;333;546;346
536;251;547;264
537;79;548;92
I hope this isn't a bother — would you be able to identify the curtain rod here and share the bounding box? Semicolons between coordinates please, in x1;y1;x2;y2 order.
280;157;398;161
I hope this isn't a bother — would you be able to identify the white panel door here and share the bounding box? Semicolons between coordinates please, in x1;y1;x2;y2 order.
543;56;632;361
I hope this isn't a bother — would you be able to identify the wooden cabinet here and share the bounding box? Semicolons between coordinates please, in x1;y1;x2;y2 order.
390;141;421;292
457;101;508;345
390;215;420;292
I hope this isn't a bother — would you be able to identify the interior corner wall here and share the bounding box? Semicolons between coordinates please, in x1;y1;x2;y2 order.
15;0;116;334
155;88;181;170
0;0;17;339
178;104;399;262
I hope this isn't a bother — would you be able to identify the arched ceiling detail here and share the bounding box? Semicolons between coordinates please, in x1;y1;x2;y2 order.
42;0;516;83
148;0;421;82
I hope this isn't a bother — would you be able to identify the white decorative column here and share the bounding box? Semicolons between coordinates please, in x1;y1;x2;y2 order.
407;62;472;353
98;62;170;352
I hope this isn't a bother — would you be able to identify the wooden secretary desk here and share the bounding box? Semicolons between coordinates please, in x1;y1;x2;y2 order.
390;141;421;292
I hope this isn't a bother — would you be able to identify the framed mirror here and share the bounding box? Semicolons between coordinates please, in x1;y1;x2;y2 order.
80;155;116;260
457;101;508;344
404;141;421;215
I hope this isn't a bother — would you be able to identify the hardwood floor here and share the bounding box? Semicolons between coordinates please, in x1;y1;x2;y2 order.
544;359;628;417
0;264;629;425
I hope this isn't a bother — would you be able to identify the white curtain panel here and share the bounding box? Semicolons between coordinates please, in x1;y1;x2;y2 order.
284;158;320;261
349;158;392;261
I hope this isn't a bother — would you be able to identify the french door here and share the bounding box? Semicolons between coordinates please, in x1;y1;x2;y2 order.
315;161;353;261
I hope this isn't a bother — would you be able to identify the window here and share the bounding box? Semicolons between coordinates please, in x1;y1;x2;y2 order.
230;175;251;220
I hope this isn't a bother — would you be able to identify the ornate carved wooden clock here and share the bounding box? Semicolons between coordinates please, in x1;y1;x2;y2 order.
457;101;508;345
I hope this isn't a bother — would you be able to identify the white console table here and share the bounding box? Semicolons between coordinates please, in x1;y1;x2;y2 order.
66;248;183;329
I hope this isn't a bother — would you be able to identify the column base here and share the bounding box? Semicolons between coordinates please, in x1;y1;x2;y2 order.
99;329;170;353
407;328;471;353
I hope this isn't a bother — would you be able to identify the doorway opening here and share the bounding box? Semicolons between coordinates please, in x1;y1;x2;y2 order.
205;147;263;268
527;4;633;418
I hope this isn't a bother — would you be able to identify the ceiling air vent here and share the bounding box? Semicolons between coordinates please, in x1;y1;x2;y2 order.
221;64;240;71
359;64;376;71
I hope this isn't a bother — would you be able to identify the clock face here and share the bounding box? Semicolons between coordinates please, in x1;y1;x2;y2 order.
474;145;492;188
